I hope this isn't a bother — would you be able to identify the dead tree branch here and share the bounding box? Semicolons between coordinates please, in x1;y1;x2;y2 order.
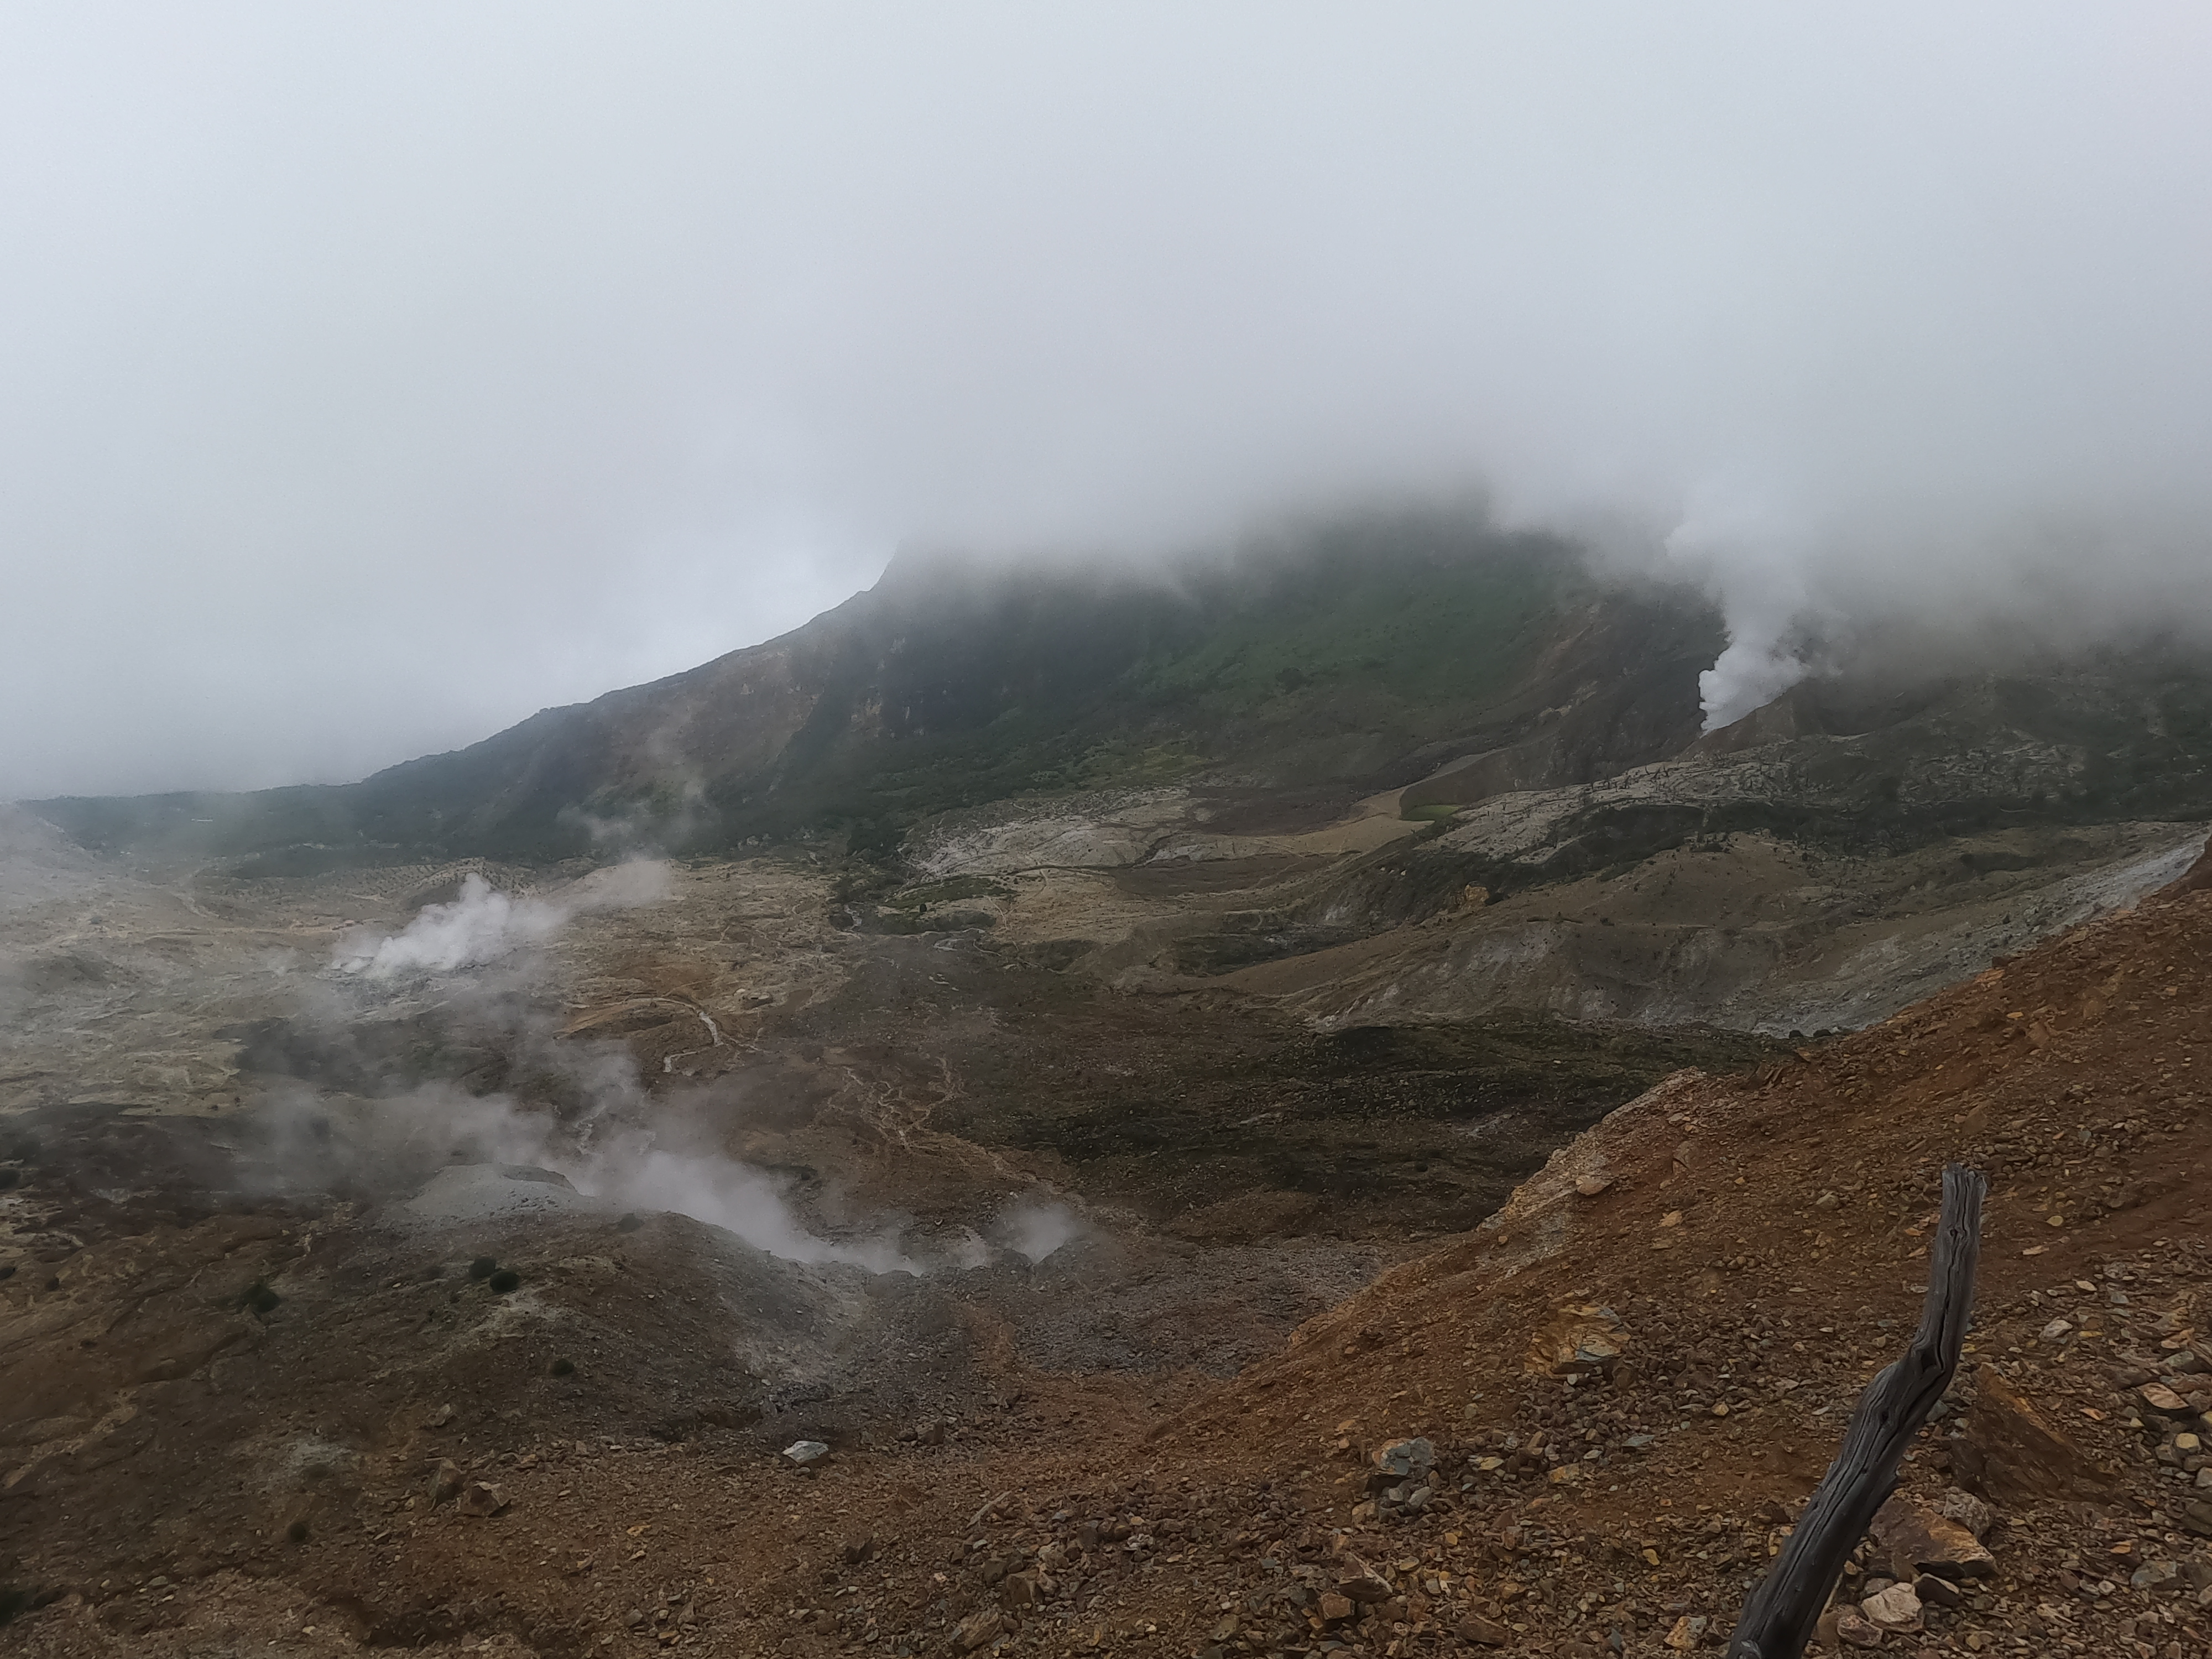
1724;1162;1986;1659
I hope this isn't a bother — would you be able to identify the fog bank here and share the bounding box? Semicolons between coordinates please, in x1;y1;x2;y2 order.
4;5;2209;792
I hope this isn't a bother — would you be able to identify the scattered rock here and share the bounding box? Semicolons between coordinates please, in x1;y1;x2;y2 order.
425;1459;462;1505
425;1403;455;1429
2139;1381;2192;1417
1953;1365;2102;1503
2128;1558;2181;1592
1871;1494;1996;1580
841;1533;877;1565
1334;1552;1392;1603
952;1608;1006;1651
1913;1572;1962;1606
1316;1592;1355;1624
455;1480;509;1517
1833;1604;1885;1648
1860;1579;1923;1631
1663;1613;1707;1648
1370;1437;1435;1480
1932;1487;1995;1539
1574;1173;1613;1197
1456;1610;1510;1645
781;1439;830;1467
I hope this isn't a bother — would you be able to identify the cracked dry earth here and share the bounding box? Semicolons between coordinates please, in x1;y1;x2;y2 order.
7;828;2212;1656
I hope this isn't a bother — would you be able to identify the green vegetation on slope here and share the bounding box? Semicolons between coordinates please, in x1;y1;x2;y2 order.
27;509;1703;865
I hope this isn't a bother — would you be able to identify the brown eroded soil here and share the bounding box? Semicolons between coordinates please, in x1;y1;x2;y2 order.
4;862;2211;1654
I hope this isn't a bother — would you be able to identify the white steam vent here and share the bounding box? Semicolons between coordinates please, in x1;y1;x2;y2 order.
332;862;671;978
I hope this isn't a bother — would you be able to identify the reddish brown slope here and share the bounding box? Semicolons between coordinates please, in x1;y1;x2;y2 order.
1128;857;2212;1652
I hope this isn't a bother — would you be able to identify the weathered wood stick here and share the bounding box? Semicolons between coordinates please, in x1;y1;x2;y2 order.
1724;1162;1986;1659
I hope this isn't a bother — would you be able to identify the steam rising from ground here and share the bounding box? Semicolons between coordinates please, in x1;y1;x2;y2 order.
996;1200;1085;1265
305;854;937;1272
333;862;671;978
286;1083;920;1274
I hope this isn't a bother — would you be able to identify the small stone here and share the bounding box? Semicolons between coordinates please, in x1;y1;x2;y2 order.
1860;1580;1922;1631
1913;1572;1961;1606
1814;1191;1841;1211
781;1439;830;1466
425;1404;455;1429
455;1480;509;1517
426;1459;463;1505
1663;1613;1707;1649
1833;1605;1886;1648
1371;1437;1436;1480
2141;1383;2192;1416
1317;1592;1355;1624
1334;1552;1392;1604
1871;1494;1996;1580
2129;1558;2181;1592
952;1608;1006;1651
1932;1488;1995;1539
1574;1174;1613;1197
2040;1318;2073;1342
841;1534;875;1565
1455;1610;1510;1645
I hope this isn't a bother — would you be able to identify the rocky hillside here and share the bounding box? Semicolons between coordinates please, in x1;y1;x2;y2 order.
23;510;2212;1043
26;514;1722;867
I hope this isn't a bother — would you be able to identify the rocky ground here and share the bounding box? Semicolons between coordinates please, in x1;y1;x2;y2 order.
4;799;2212;1656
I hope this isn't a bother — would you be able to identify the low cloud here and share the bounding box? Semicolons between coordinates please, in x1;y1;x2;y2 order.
6;10;2211;796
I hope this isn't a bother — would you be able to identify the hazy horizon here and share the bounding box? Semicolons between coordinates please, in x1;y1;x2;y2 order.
6;4;2211;799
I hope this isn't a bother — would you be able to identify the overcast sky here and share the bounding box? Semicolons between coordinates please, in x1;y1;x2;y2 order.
4;4;2210;796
